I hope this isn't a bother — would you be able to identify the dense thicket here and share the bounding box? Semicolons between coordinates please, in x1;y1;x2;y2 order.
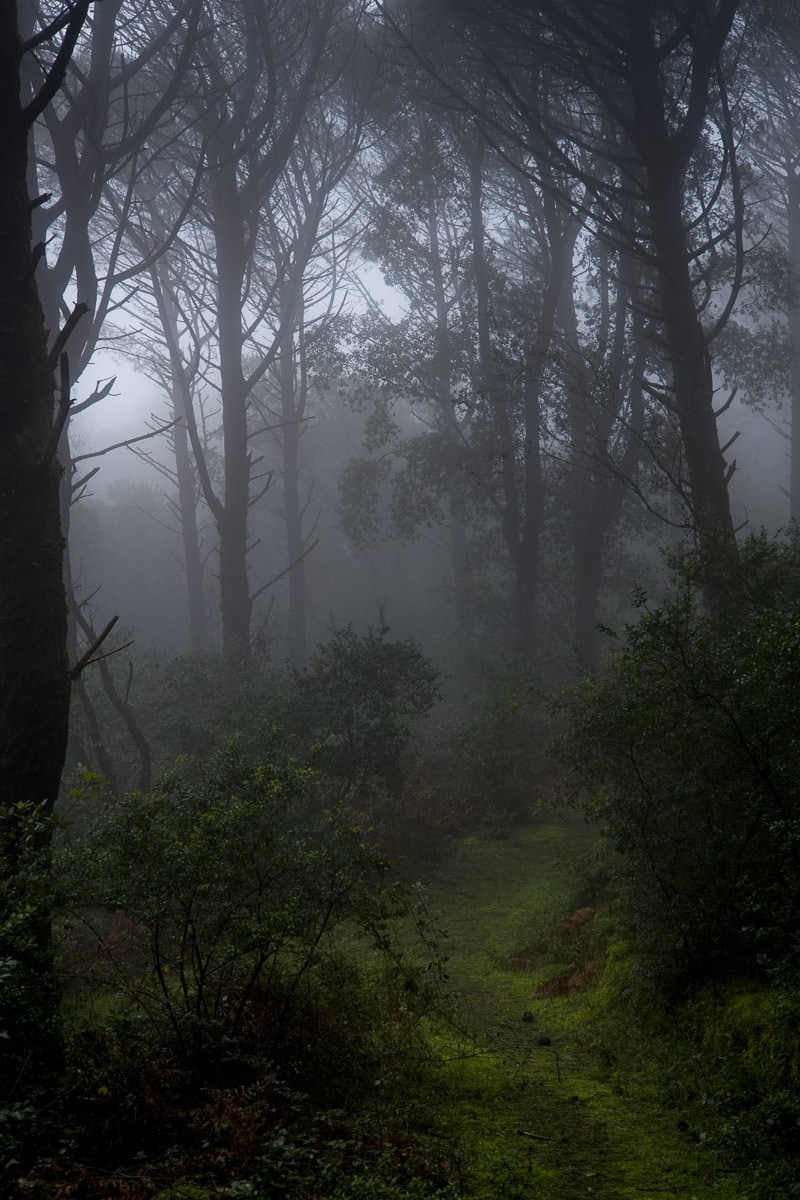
561;534;800;991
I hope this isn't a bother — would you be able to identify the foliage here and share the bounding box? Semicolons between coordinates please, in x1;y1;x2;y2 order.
79;620;440;821
447;658;548;826
388;658;550;855
286;612;441;808
87;646;285;784
60;747;435;1076
559;533;800;989
0;803;64;1106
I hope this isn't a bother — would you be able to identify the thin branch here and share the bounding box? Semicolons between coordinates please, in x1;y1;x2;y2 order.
22;0;93;128
250;538;320;603
71;419;180;463
47;301;90;372
70;615;120;680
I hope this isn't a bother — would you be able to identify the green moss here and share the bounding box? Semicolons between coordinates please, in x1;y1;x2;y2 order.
138;821;796;1199
410;819;755;1199
696;986;800;1088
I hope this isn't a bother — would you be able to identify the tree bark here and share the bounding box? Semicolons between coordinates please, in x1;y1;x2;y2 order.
210;153;254;663
151;271;210;651
624;1;741;599
0;0;83;1097
788;174;800;522
648;169;736;544
0;1;70;836
278;317;308;666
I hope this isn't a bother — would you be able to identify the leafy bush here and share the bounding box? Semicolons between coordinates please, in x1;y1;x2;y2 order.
60;747;436;1076
286;613;440;809
73;618;440;824
559;534;800;989
0;802;64;1105
447;657;547;825
657;985;800;1197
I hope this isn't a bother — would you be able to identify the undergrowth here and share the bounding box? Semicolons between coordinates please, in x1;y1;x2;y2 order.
4;817;796;1197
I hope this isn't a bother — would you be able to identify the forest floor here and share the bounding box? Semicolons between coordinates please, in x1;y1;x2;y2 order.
410;817;748;1200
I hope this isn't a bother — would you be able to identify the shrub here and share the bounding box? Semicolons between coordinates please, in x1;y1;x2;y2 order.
286;613;440;810
77;618;440;823
559;533;800;990
0;802;64;1104
60;747;437;1076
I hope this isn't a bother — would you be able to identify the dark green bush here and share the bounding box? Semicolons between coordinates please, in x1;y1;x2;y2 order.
0;803;64;1106
71;618;440;822
560;533;800;989
60;747;439;1077
286;613;440;809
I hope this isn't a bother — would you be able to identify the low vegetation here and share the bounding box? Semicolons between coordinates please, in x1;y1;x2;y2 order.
3;539;800;1196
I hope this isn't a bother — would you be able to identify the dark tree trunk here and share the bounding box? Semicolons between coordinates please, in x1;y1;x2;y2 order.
0;0;76;1095
173;378;210;653
0;2;70;838
211;155;253;663
467;139;530;656
152;274;210;651
647;167;738;575
426;172;474;649
624;1;741;599
788;174;800;522
278;322;308;666
561;231;645;664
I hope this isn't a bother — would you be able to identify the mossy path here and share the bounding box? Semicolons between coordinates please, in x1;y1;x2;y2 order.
416;820;744;1200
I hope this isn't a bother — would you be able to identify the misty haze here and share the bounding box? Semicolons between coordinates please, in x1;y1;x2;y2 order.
1;1;799;1197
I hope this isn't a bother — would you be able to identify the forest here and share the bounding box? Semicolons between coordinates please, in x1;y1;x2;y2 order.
1;0;800;1196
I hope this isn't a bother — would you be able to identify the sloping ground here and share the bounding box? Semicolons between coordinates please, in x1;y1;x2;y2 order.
417;819;745;1200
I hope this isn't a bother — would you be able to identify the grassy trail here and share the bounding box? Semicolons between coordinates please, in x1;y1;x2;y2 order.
416;820;744;1200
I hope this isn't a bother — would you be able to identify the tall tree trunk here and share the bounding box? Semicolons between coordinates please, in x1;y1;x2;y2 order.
211;155;253;663
173;375;210;652
426;172;474;650
788;174;800;522
648;167;738;580
151;273;210;651
625;1;740;599
0;0;74;1094
0;3;70;841
466;139;530;656
562;229;644;664
278;321;308;666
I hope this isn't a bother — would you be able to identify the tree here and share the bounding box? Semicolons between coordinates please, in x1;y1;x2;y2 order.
743;7;800;519
397;0;749;605
250;100;365;666
106;0;372;666
0;0;92;1093
176;0;353;664
345;76;652;663
23;0;204;652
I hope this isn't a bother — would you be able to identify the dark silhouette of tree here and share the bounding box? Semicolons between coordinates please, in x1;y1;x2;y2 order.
252;110;365;665
346;81;650;662
0;0;92;1095
159;0;366;664
744;6;800;519
20;0;206;666
391;0;749;606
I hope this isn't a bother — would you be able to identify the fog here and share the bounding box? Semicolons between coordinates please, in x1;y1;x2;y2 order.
16;0;800;806
7;3;800;1194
